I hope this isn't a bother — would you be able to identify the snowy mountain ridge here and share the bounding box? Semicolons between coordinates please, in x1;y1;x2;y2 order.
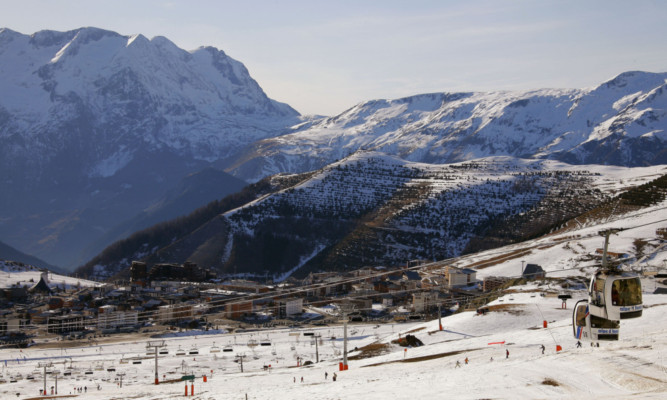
80;152;667;281
228;71;667;182
0;27;300;267
0;27;299;166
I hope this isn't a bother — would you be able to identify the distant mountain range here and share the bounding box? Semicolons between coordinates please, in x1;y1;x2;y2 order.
0;27;665;275
227;71;667;182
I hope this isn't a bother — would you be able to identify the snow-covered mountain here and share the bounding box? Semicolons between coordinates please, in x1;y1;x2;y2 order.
1;26;665;273
79;152;667;281
227;71;667;182
0;27;300;268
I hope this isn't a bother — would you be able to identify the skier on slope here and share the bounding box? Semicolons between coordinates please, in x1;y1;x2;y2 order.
540;344;545;355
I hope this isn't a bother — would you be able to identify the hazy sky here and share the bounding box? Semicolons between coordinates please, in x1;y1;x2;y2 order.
2;0;666;116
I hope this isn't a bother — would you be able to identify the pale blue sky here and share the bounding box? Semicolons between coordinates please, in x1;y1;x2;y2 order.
2;0;666;115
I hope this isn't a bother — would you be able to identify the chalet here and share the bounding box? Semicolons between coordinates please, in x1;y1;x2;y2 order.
522;264;546;280
28;271;53;296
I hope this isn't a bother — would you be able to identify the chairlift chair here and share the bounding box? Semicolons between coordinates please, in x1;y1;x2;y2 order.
209;342;221;353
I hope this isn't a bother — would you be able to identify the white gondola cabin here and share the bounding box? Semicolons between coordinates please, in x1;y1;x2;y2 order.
573;300;620;342
588;271;642;320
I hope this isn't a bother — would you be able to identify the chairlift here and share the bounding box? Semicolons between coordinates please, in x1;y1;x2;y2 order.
223;345;233;352
260;338;271;346
159;348;169;355
572;300;620;342
175;346;186;356
188;345;199;355
247;339;258;348
209;342;221;353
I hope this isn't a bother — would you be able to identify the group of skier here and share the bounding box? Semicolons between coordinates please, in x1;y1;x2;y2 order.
455;345;562;368
294;372;337;383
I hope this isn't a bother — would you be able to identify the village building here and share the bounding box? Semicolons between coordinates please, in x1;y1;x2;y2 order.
276;298;303;318
445;266;477;287
522;264;546;280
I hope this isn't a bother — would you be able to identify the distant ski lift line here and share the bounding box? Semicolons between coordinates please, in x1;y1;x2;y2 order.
25;213;667;331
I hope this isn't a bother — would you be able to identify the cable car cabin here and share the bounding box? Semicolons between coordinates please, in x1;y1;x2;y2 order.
573;300;620;341
588;271;642;320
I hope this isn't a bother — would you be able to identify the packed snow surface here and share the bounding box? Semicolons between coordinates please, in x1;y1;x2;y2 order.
0;290;665;399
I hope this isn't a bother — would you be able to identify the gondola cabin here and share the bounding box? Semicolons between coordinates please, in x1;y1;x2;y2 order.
573;300;620;341
588;271;642;320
